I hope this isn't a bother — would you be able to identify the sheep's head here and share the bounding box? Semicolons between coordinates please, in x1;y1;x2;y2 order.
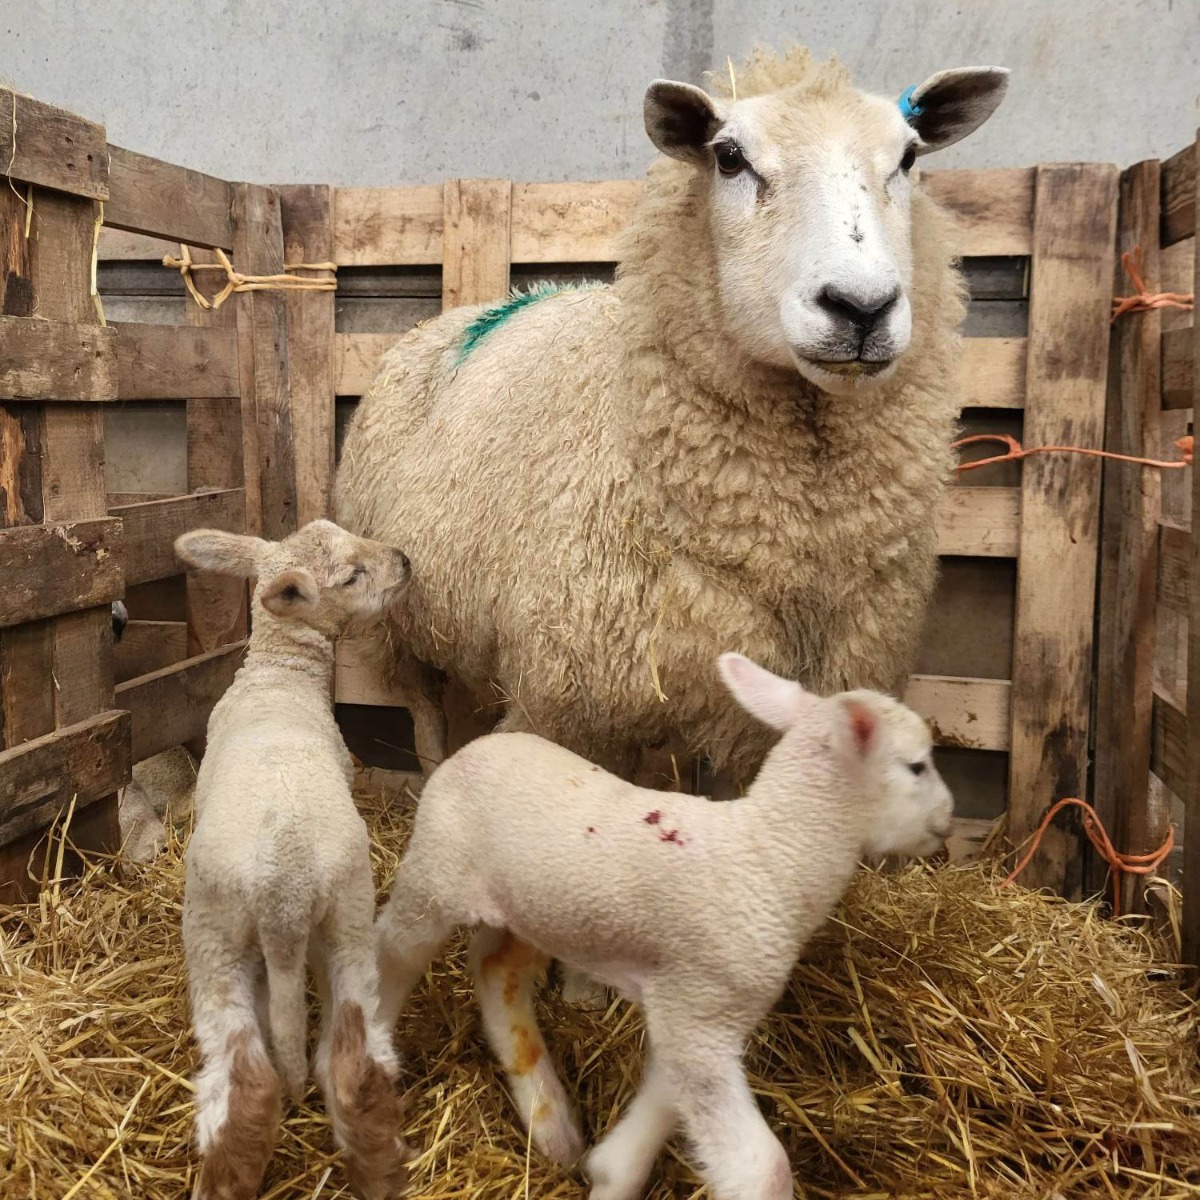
644;60;1008;395
175;519;411;638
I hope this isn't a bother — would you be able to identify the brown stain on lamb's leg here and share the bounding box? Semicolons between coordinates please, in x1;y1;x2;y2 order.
479;930;547;1007
510;1022;545;1073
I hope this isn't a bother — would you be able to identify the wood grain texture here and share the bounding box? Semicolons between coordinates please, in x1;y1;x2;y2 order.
279;185;336;524
1008;163;1119;897
1186;136;1200;964
114;620;188;683
334;332;395;395
0;315;117;401
921;168;1035;256
115;322;239;399
510;180;641;262
0;90;108;200
935;487;1020;557
1161;327;1192;410
333;185;444;266
105;144;234;249
1159;524;1189;620
442;179;512;310
1152;686;1186;803
904;675;1010;750
1161;142;1195;246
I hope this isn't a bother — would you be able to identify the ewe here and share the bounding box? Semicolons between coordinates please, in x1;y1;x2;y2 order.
336;49;1008;782
375;653;953;1200
176;520;411;1200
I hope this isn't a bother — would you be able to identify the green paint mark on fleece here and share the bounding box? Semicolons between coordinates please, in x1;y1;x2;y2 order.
455;281;597;365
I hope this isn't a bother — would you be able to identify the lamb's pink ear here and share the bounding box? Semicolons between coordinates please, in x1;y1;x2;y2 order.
175;529;270;577
717;653;807;732
260;568;319;618
644;80;725;164
838;697;879;758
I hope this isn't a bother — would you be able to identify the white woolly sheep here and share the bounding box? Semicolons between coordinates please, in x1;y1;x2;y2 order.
175;520;411;1200
335;48;1009;786
374;652;954;1200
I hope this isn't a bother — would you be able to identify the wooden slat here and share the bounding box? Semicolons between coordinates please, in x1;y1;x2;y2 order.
111;489;245;586
442;179;512;310
961;338;1027;409
114;620;187;684
1159;524;1189;619
1161;143;1195;246
1161;326;1192;410
0;518;124;627
922;168;1035;257
335;637;405;707
114;322;240;399
510;180;642;262
1186;139;1200;964
905;674;1010;751
335;332;393;395
0;90;108;200
0;315;117;401
1008;163;1120;896
0;710;130;845
332;185;444;266
115;642;246;762
1092;160;1163;908
1151;687;1187;801
105;145;234;250
279;185;336;524
98;228;177;260
935;487;1019;557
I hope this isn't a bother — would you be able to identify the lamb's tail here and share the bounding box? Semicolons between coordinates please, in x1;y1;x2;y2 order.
262;937;308;1101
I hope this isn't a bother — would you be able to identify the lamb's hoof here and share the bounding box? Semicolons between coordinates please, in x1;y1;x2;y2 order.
583;1144;641;1200
560;966;607;1011
530;1102;586;1167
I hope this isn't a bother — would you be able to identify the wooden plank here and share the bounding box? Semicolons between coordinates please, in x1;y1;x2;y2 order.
114;322;239;400
510;180;642;262
1008;163;1120;897
333;185;444;267
922;168;1035;257
114;620;187;683
442;179;512;310
335;636;405;707
1161;143;1195;246
335;332;393;395
98;228;176;260
0;518;124;627
0;90;108;200
115;642;246;762
110;488;245;586
935;487;1020;557
104;144;234;250
961;338;1027;410
1151;687;1187;802
1159;524;1189;619
279;185;336;524
0;315;117;401
1186;138;1200;964
1091;161;1163;909
1161;326;1192;410
905;674;1010;751
0;710;130;845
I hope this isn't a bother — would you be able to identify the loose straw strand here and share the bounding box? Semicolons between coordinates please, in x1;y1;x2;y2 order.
1111;245;1193;322
165;243;337;311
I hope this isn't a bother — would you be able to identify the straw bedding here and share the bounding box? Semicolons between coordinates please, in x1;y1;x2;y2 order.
1;789;1198;1200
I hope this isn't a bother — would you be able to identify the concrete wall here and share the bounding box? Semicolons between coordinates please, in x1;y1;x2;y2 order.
5;0;1198;185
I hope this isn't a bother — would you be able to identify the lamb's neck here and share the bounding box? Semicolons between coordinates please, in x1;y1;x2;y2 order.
244;611;335;690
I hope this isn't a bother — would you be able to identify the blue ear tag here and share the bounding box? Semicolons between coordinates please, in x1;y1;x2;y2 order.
898;85;923;124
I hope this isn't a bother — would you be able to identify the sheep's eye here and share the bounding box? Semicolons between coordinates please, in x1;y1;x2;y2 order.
342;567;365;587
900;145;917;173
714;142;747;176
908;760;927;776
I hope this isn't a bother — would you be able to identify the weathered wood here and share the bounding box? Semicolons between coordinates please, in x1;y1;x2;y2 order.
114;620;188;683
335;637;405;707
904;674;1010;751
0;315;117;401
279;185;336;524
97;228;176;260
1161;142;1195;246
335;332;394;395
0;710;130;847
1159;524;1189;619
0;90;108;200
1092;160;1163;909
442;179;512;311
115;642;246;762
110;488;245;586
1152;687;1187;803
1008;163;1119;897
922;168;1036;257
332;185;444;266
105;145;234;249
1186;139;1200;964
1161;326;1192;410
510;180;642;262
935;487;1020;557
0;518;124;627
114;322;240;400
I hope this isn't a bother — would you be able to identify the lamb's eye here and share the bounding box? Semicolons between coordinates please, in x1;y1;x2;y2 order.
343;567;365;587
714;142;747;176
899;145;917;173
908;760;927;776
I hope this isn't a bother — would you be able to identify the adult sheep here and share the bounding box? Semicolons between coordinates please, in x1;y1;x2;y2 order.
336;48;1008;782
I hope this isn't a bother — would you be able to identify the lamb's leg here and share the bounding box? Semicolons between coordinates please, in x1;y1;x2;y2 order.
468;926;585;1166
393;649;447;778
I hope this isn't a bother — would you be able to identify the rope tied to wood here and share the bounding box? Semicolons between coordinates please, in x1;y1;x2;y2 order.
1111;245;1193;322
1001;797;1175;918
953;432;1192;474
165;243;337;311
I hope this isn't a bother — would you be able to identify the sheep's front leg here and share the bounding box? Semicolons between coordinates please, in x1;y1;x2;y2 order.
469;926;584;1166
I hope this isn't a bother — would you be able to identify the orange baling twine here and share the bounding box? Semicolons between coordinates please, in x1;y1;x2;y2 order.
1111;245;1193;322
954;432;1192;474
164;244;337;311
1002;798;1175;918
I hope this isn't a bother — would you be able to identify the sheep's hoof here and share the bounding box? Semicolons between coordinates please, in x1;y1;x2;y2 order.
559;964;607;1011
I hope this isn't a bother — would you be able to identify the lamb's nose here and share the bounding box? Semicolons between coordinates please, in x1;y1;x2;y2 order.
817;284;900;334
395;549;411;573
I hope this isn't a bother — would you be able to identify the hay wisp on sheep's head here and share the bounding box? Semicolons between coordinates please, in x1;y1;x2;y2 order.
642;47;1007;396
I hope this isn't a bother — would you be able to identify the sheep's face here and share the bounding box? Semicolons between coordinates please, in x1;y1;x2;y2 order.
644;66;1008;396
175;519;411;638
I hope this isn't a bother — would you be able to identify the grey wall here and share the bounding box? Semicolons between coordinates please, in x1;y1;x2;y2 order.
4;0;1198;185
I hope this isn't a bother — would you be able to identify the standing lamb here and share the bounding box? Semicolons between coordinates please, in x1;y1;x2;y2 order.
176;520;411;1200
335;47;1008;781
374;652;953;1199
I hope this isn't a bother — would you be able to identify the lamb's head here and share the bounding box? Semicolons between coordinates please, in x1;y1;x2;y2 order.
175;519;411;638
644;59;1008;395
717;653;953;856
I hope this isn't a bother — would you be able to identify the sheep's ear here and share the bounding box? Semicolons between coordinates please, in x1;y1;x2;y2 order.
835;696;880;758
175;529;270;577
644;80;725;164
260;568;319;619
717;653;807;732
906;67;1009;155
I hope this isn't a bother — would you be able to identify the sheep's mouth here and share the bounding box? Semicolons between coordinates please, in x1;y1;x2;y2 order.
806;357;893;377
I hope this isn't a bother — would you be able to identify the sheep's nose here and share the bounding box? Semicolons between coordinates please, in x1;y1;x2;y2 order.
395;549;411;573
817;283;899;334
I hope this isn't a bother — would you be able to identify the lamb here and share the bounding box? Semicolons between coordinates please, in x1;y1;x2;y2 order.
374;652;954;1200
335;48;1008;784
175;520;412;1200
